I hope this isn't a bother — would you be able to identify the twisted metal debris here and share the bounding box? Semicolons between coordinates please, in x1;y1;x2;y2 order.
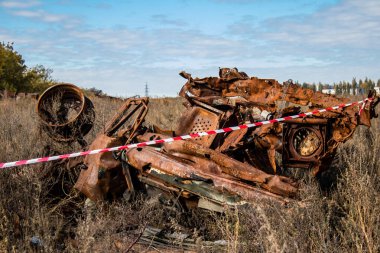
38;68;379;209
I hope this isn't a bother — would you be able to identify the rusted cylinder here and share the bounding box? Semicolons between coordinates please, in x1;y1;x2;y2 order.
37;83;95;142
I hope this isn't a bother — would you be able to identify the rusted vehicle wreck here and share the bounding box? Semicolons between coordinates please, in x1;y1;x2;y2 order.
37;68;379;209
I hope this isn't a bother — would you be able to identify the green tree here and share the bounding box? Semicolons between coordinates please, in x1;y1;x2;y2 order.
342;82;347;95
361;78;369;94
367;78;375;90
0;42;26;92
358;79;363;94
318;82;323;92
0;42;54;92
25;65;54;92
334;83;339;95
337;82;343;95
352;78;357;95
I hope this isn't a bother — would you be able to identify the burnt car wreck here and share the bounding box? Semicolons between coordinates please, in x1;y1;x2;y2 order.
37;68;379;209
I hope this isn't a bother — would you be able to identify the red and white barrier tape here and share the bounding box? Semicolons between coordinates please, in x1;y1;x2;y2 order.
0;99;370;169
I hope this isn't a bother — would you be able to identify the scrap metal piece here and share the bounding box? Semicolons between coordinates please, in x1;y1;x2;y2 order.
37;83;95;144
178;68;379;175
75;97;149;201
48;68;378;207
74;134;126;201
124;146;289;204
282;118;330;169
104;98;149;141
175;105;221;147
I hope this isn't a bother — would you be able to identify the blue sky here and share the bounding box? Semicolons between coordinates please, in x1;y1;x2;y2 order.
1;0;379;97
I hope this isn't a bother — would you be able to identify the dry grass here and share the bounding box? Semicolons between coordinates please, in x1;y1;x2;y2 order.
0;97;379;252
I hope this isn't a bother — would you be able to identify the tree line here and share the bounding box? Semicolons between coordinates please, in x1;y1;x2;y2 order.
298;78;380;96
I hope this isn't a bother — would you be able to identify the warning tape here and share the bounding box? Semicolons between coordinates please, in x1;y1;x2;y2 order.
0;99;369;169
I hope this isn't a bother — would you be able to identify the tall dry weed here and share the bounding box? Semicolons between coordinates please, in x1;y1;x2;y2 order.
0;97;379;252
331;120;380;253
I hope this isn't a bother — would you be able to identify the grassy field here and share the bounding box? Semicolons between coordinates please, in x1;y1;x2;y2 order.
0;96;379;252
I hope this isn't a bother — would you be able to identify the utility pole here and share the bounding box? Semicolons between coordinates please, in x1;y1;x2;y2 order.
145;82;149;97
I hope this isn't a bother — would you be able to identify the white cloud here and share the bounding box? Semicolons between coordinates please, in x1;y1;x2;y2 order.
1;0;379;96
1;0;76;24
0;0;40;8
256;0;380;48
226;0;380;70
11;9;67;22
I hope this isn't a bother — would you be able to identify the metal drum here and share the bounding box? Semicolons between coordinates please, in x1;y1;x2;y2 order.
37;83;95;143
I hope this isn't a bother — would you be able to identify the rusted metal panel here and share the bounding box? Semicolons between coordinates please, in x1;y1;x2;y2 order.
175;106;221;147
74;134;125;201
